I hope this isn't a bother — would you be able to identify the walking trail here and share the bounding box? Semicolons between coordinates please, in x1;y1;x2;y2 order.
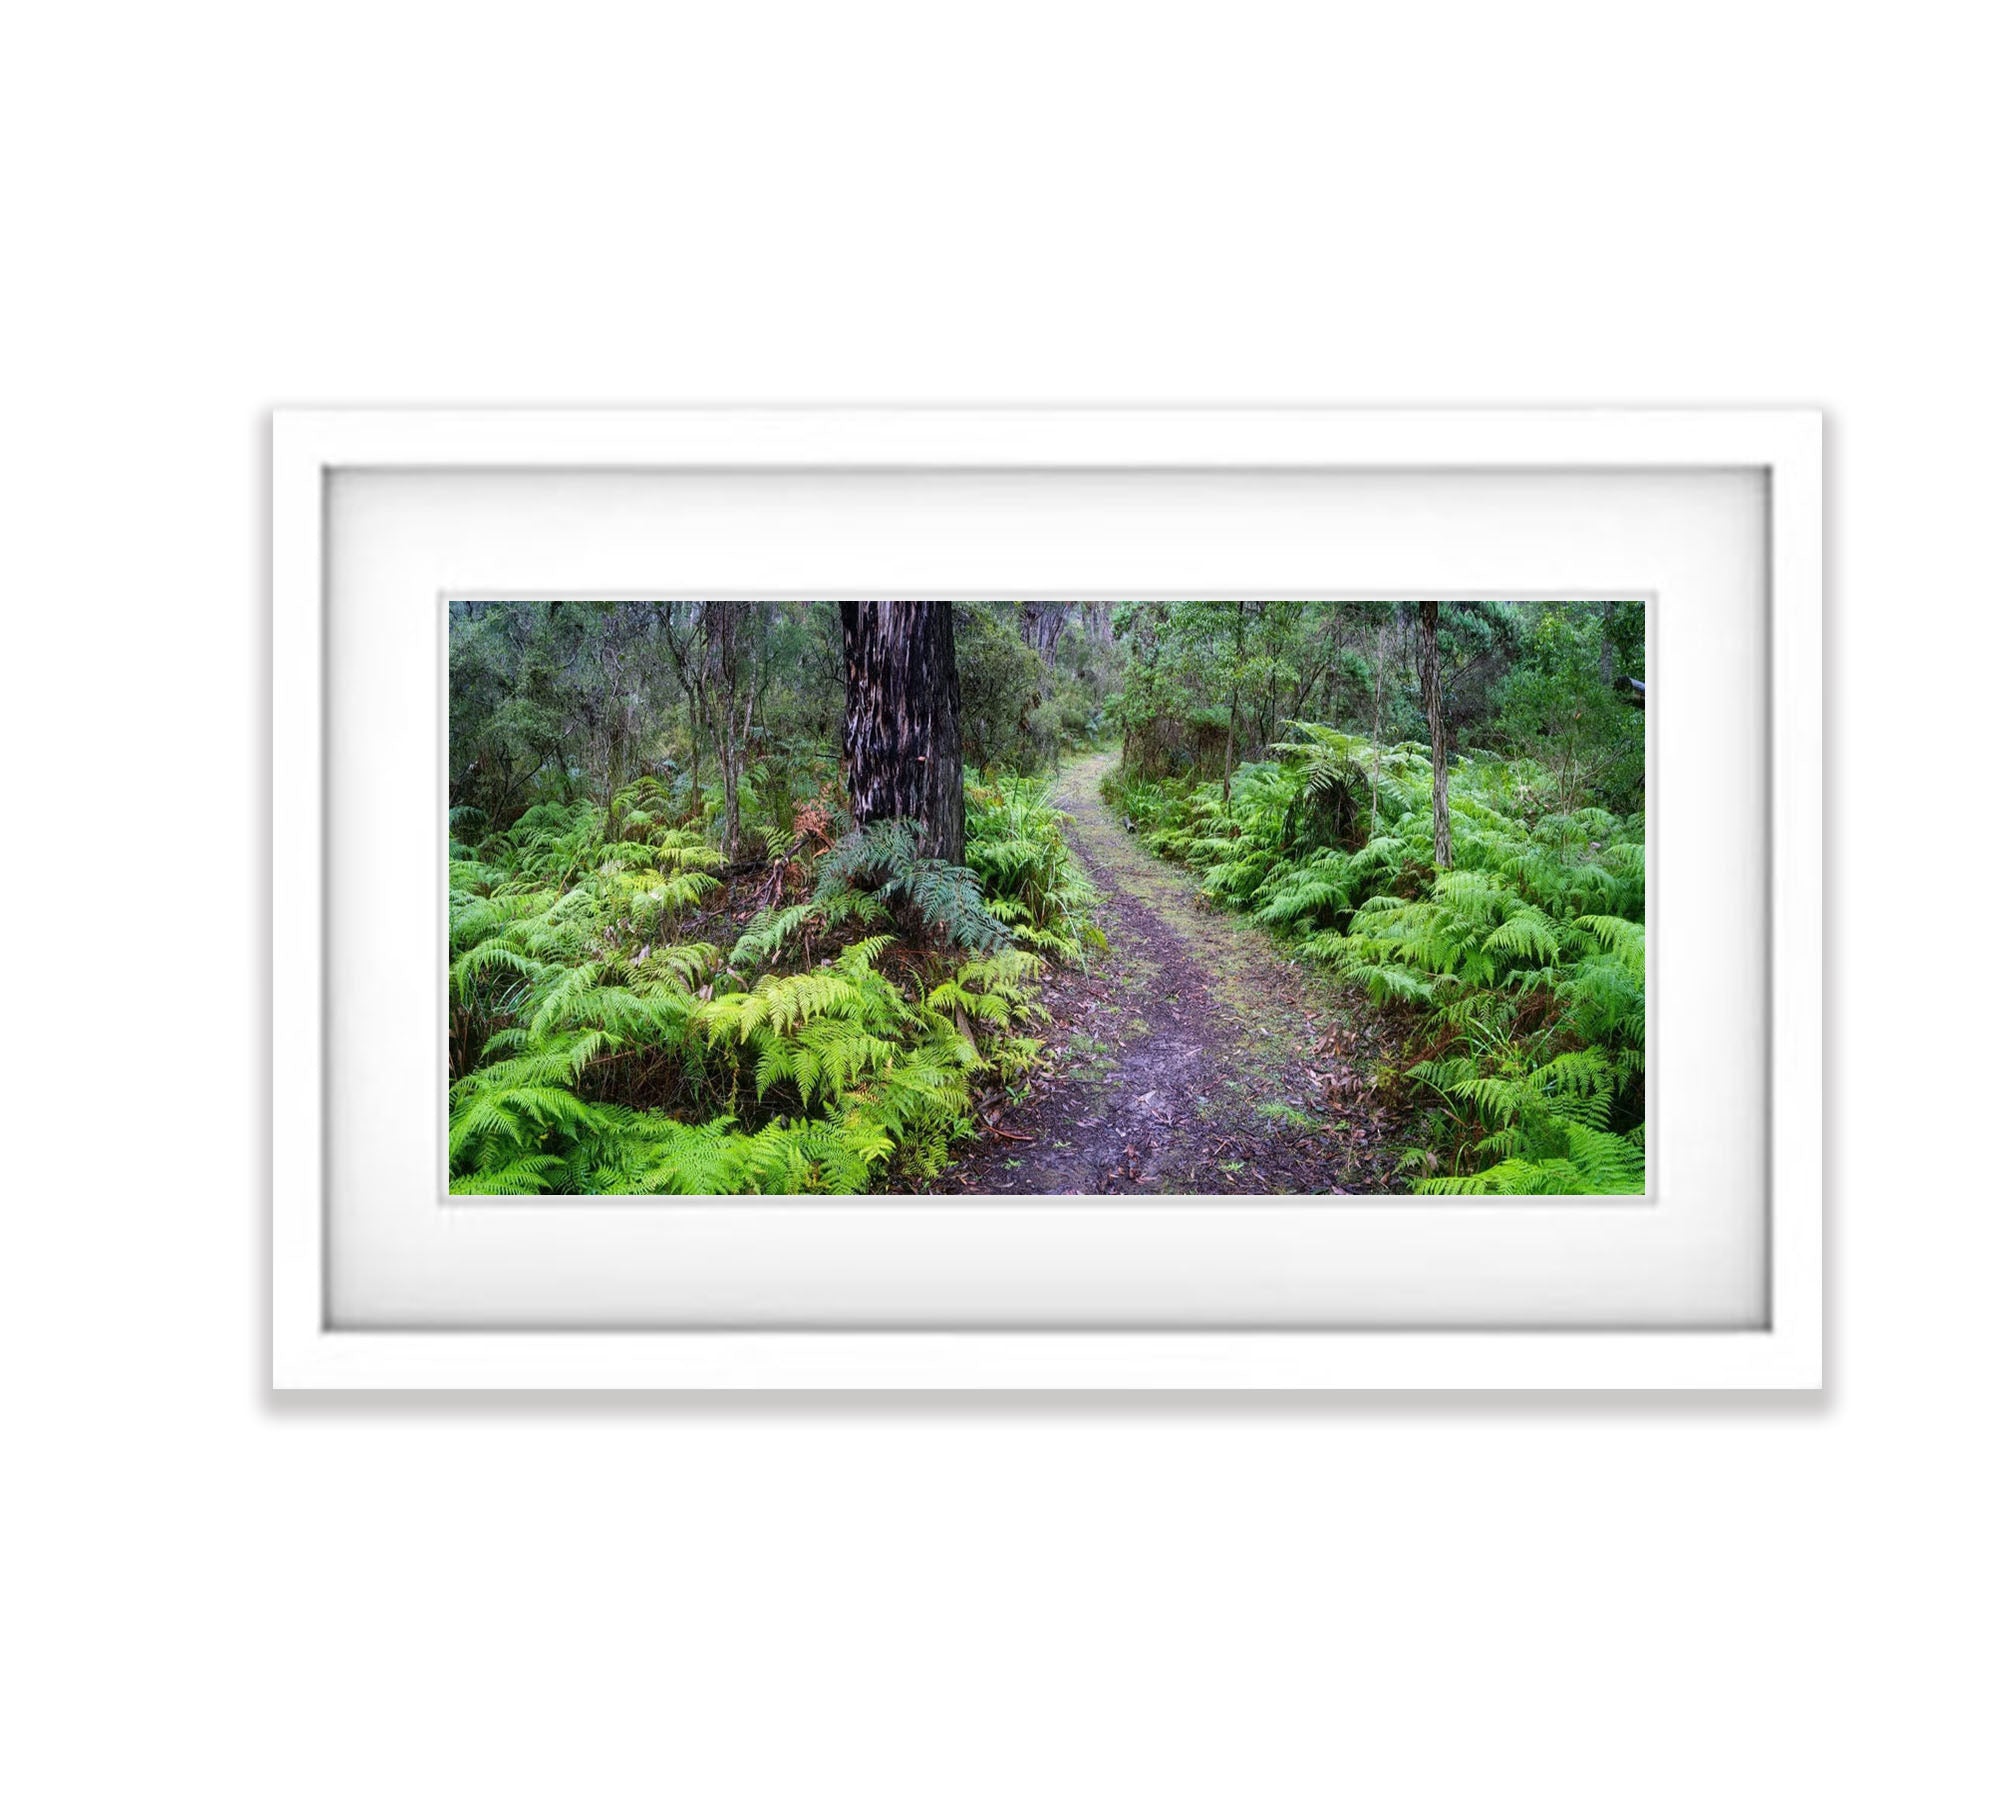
929;752;1406;1196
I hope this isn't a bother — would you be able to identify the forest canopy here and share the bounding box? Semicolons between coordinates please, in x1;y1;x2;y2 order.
447;598;1645;1197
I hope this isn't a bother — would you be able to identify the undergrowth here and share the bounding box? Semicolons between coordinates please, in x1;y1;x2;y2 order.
1105;722;1646;1194
447;775;1100;1195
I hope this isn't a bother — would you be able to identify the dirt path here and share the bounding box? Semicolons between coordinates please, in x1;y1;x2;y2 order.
929;752;1407;1196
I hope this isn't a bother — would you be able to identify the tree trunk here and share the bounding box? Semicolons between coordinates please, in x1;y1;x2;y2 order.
1323;607;1343;733
1017;601;1068;660
1222;700;1236;816
1601;599;1617;685
705;604;747;858
721;694;748;856
1417;600;1453;869
685;687;703;818
1368;614;1389;837
661;602;708;823
839;600;965;863
604;717;627;840
1222;600;1246;815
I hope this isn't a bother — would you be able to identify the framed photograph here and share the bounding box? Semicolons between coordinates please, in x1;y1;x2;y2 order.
272;408;1820;1389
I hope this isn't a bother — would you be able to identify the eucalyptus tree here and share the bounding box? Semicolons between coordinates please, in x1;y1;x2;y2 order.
838;600;966;862
1416;600;1453;868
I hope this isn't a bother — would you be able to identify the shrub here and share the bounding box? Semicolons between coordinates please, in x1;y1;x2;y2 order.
1107;726;1647;1194
446;773;1095;1194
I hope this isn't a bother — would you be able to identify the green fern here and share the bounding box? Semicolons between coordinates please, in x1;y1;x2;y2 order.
815;819;1012;953
1112;724;1647;1196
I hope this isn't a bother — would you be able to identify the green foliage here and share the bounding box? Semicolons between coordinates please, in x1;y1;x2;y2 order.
964;776;1108;963
447;772;1095;1196
1109;599;1535;779
1493;607;1646;813
814;818;1015;953
1108;719;1647;1194
954;603;1123;771
447;596;1644;1196
952;604;1059;771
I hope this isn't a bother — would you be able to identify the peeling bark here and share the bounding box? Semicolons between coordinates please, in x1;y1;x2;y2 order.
1016;600;1069;659
839;600;965;863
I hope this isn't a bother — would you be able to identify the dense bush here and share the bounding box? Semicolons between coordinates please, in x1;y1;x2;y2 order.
953;603;1123;771
446;596;1644;1197
965;775;1108;961
446;776;1100;1195
1105;720;1646;1193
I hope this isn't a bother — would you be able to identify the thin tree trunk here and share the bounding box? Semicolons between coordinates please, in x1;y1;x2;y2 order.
1601;599;1617;685
1417;601;1452;869
661;602;707;823
685;687;703;819
1369;614;1389;837
1327;607;1343;733
732;692;752;848
724;692;748;856
708;600;760;860
1222;601;1246;817
1017;600;1068;660
705;604;746;858
838;600;965;862
605;719;626;841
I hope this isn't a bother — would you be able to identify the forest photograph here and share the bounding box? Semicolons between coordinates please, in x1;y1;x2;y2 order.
447;597;1647;1198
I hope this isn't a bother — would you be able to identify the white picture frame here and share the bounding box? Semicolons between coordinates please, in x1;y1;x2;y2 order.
272;408;1820;1390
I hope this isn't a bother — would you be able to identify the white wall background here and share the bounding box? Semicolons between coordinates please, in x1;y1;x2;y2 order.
2;5;1991;1795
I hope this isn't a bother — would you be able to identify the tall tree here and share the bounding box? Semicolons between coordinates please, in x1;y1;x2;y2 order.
1222;600;1247;816
838;601;966;862
704;601;761;860
1367;608;1393;836
1416;600;1453;868
659;601;708;815
1015;600;1069;660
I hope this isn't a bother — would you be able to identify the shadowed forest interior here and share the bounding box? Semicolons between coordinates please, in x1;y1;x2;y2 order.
448;599;1646;1196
